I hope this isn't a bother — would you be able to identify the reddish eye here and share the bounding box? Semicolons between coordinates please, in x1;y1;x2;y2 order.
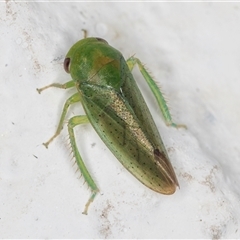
64;58;70;73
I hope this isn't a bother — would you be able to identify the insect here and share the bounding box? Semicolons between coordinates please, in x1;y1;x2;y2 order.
37;35;186;215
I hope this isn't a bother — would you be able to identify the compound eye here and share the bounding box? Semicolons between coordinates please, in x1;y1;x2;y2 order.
95;38;108;44
64;58;70;73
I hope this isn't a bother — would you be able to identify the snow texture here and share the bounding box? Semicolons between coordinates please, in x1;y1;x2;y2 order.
0;2;240;239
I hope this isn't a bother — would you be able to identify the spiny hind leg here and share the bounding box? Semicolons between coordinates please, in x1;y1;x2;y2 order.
126;56;186;129
68;115;99;215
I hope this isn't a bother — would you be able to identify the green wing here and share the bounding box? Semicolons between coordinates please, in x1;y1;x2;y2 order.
80;77;178;194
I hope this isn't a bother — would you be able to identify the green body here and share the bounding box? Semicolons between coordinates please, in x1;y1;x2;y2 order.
37;37;186;214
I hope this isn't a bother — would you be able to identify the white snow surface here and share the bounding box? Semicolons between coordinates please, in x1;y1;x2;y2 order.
1;2;240;239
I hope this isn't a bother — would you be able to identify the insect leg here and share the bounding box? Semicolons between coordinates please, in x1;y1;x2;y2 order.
68;115;99;215
37;80;75;94
43;93;81;148
126;56;186;129
82;29;87;39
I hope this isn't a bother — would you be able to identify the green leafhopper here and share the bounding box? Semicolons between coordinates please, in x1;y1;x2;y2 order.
37;35;186;215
